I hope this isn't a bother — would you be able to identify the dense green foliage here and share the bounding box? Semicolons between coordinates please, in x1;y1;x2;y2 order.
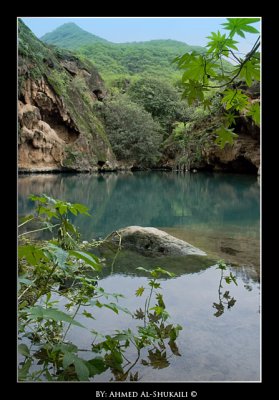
174;17;260;148
128;77;185;133
18;196;182;381
19;18;260;171
38;20;250;169
94;95;162;166
41;23;204;81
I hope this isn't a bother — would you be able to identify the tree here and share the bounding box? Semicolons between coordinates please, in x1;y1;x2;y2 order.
174;17;260;148
96;95;162;166
128;77;186;134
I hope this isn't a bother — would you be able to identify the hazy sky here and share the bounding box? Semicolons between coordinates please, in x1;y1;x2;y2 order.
20;17;260;56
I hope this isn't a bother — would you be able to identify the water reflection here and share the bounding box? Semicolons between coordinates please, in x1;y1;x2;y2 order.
212;263;237;317
18;171;260;381
67;265;260;382
18;171;260;235
18;171;260;277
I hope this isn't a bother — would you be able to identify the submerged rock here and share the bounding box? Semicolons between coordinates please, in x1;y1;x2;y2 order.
105;226;206;257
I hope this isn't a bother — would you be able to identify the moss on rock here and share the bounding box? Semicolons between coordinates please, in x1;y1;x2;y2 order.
18;19;117;172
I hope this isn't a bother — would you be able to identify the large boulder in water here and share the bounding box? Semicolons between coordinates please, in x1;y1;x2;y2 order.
105;226;206;257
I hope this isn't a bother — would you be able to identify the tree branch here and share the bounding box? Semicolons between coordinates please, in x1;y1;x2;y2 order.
203;38;260;89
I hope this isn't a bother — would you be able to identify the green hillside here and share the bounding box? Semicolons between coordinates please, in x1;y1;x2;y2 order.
41;22;109;48
41;23;204;80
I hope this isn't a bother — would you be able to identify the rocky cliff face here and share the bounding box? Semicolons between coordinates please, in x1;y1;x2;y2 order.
203;115;260;174
18;19;117;172
204;82;260;174
160;92;260;174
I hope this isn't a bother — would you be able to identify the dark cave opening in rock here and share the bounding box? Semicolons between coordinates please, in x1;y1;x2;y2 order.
19;93;25;104
93;89;104;101
40;109;79;144
219;156;258;174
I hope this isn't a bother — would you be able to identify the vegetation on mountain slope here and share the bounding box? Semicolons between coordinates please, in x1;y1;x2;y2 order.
41;23;204;81
18;19;116;172
19;18;260;173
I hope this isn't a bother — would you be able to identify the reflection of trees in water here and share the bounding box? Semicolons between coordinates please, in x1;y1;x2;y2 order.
18;171;260;241
96;245;215;279
230;265;260;284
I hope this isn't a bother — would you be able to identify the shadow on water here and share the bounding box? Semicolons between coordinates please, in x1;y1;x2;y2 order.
96;245;216;279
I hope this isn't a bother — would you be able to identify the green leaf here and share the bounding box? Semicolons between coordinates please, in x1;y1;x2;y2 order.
63;219;78;235
181;54;208;82
216;260;227;270
229;272;238;286
18;277;34;286
44;243;68;269
90;300;132;315
18;359;32;380
150;306;164;315
72;203;91;216
206;31;238;56
202;98;212;111
135;286;145;297
87;358;108;376
221;89;249;111
238;60;260;86
91;299;103;308
224;112;238;127
156;293;165;309
18;245;47;265
63;351;76;369
168;340;181;356
182;81;206;105
113;329;134;342
147;349;169;369
69;250;102;271
148;311;161;323
228;298;237;308
151;267;176;278
68;205;77;216
246;102;260;126
53;343;78;353
110;350;123;367
18;343;30;357
225;276;232;284
173;52;191;67
103;303;119;314
58;204;67;215
223;291;230;300
222;18;260;38
37;206;58;219
134;308;145;320
148;281;161;289
214;126;238;149
29;194;47;203
74;357;90;381
25;306;86;328
82;310;95;319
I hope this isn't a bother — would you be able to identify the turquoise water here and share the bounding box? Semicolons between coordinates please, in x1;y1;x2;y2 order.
18;171;260;381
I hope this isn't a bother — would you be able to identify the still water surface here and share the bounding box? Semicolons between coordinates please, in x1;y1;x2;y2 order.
18;171;260;381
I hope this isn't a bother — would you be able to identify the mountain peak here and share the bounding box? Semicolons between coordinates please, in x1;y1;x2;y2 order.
41;22;108;49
